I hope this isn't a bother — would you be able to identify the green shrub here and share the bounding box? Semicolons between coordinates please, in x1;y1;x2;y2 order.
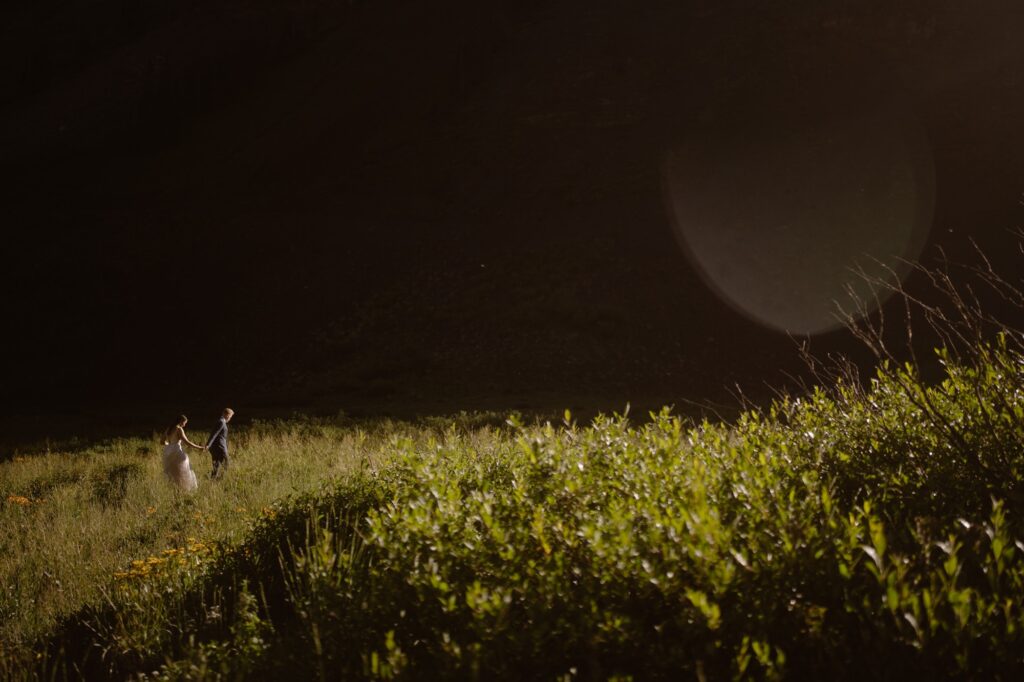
25;355;1024;679
8;253;1024;679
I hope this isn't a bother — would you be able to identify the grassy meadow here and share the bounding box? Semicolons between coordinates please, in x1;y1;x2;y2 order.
4;271;1024;679
0;419;401;648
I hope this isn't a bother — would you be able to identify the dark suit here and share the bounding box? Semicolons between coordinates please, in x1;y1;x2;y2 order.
206;417;229;478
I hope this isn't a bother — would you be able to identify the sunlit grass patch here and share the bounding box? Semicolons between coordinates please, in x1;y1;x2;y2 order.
0;420;395;652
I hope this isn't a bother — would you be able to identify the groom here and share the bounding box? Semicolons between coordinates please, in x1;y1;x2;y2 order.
206;407;234;479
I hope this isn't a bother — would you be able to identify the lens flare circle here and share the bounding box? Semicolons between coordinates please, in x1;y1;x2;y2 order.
662;85;934;335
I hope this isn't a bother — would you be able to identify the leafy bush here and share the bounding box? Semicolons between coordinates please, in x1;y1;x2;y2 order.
21;341;1024;679
7;252;1024;679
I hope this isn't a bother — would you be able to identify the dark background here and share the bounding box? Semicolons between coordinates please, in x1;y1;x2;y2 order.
1;0;1023;430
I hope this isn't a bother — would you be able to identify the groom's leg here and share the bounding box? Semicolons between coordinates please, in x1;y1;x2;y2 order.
210;450;227;479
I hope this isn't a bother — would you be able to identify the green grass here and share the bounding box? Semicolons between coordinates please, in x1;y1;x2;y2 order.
0;418;398;646
3;337;1024;679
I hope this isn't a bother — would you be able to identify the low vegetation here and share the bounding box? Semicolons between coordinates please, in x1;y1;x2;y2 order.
3;260;1024;679
0;419;397;649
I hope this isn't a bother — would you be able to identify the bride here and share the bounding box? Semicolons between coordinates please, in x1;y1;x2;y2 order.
162;414;204;491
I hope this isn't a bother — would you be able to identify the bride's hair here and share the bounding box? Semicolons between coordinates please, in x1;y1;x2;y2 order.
165;414;187;440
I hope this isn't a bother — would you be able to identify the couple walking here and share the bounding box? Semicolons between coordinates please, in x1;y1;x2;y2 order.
162;408;234;491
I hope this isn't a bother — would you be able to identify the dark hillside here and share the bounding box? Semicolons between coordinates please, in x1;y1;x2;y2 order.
2;0;1023;419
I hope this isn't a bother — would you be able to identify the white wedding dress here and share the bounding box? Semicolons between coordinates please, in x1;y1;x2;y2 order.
162;434;198;491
